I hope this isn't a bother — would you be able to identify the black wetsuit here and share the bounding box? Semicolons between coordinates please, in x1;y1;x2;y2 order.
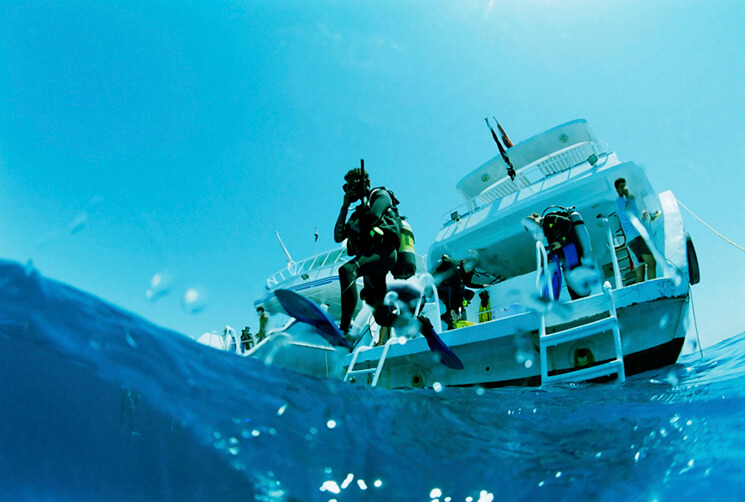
334;188;398;333
433;256;477;330
544;210;591;300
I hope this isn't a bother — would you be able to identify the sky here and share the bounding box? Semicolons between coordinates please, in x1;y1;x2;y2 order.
1;0;743;349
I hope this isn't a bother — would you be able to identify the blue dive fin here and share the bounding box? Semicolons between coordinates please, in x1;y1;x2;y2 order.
417;316;464;370
274;289;352;349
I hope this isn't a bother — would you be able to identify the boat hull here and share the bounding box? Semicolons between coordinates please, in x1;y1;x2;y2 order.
254;278;689;388
351;279;689;388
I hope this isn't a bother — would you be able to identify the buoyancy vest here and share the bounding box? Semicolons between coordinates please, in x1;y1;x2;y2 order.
541;206;591;266
346;187;402;256
542;208;575;246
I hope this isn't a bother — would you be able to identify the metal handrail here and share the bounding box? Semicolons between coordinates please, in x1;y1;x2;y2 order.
443;142;611;220
266;246;349;288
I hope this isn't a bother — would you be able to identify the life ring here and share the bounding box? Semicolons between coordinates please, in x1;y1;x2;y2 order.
686;233;700;285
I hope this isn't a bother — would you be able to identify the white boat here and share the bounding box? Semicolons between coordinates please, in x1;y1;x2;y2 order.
211;119;701;389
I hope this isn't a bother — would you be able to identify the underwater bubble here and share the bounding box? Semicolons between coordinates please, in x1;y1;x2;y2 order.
433;382;443;393
229;436;239;445
228;447;240;456
320;481;341;494
477;491;494;502
476;387;485;396
146;271;174;301
373;479;382;488
671;268;683;287
383;291;399;306
565;266;600;297
357;479;368;490
462;251;479;272
430;488;443;498
268;428;277;435
419;272;437;298
251;429;260;437
658;314;670;329
341;474;354;489
664;372;679;387
327;419;337;429
182;287;208;313
125;330;138;348
68;212;88;235
324;467;333;474
309;427;318;435
277;403;288;416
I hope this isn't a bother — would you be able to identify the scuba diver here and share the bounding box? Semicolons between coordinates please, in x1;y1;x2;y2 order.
528;206;597;300
334;166;402;340
432;254;481;330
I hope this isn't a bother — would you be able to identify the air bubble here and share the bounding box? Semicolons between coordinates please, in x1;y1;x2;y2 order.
182;287;208;313
125;330;138;348
146;271;174;301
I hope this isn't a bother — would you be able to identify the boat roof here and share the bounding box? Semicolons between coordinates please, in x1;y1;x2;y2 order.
456;119;601;203
430;153;658;283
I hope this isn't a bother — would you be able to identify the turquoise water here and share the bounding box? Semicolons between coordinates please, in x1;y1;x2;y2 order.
1;260;744;501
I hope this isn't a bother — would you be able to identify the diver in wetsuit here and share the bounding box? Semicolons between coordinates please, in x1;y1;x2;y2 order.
334;168;401;339
433;254;479;330
535;207;595;300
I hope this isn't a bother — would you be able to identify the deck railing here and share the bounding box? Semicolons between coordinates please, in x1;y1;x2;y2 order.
266;246;349;288
446;141;611;220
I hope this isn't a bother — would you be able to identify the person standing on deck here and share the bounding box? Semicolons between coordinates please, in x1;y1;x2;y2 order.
614;178;659;283
334;167;401;341
256;306;269;342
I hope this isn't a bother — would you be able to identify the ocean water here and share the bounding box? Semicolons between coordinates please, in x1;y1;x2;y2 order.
1;260;744;502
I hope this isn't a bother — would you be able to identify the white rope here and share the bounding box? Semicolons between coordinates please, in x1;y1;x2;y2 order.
676;198;745;253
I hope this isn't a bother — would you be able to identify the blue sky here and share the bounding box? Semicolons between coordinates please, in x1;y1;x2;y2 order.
1;0;743;348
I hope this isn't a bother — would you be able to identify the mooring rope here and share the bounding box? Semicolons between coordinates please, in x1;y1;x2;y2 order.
676;198;745;252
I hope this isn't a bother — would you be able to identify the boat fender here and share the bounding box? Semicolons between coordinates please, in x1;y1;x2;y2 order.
686;233;700;285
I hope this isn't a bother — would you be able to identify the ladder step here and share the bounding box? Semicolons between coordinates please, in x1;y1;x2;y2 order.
346;367;376;376
544;359;625;384
541;317;617;347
